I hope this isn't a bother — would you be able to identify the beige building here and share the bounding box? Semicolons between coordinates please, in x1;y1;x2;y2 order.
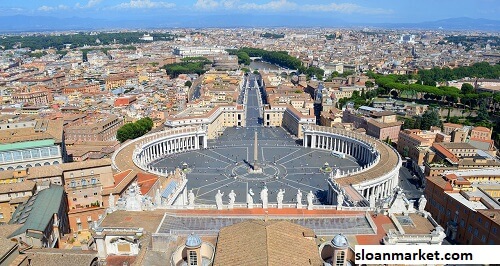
65;114;123;142
0;179;36;224
397;128;450;165
165;104;246;139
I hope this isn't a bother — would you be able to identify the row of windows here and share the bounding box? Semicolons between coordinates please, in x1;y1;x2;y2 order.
72;192;98;201
69;178;98;188
0;161;60;171
0;147;60;163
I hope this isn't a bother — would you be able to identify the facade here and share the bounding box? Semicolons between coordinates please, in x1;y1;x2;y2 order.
165;105;245;139
0;139;63;171
342;107;402;143
470;126;493;141
105;73;137;90
0;119;65;170
63;160;114;232
65;115;123;142
0;180;36;224
11;89;53;106
173;47;227;58
425;168;500;244
397;128;450;165
63;83;101;95
424;142;500;179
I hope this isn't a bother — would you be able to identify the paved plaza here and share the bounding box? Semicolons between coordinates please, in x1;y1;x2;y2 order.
151;81;361;204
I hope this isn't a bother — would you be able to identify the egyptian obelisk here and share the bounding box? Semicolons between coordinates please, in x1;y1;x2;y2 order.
253;131;260;170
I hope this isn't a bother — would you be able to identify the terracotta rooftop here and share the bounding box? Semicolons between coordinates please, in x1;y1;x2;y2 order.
214;220;323;266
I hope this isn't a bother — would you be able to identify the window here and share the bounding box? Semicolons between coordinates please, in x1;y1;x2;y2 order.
73;198;77;201
335;250;345;266
70;181;76;188
189;251;198;266
84;195;88;198
474;228;479;236
91;178;96;185
493;227;497;234
467;225;472;233
478;217;482;223
81;179;87;186
481;235;486;243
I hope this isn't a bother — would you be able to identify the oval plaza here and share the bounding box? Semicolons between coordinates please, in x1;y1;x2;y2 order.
112;75;401;209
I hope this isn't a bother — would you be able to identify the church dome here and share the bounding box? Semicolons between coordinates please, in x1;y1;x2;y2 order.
331;234;348;248
185;233;202;248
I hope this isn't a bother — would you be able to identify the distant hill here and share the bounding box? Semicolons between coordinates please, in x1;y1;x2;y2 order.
0;15;498;33
377;17;500;31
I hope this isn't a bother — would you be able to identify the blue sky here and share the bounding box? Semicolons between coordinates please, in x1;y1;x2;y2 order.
1;0;499;23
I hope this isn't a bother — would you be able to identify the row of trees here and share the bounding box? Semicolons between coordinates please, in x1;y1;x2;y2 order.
229;47;324;78
2;32;174;51
260;33;285;39
401;109;442;131
161;57;211;78
116;117;154;143
418;62;500;85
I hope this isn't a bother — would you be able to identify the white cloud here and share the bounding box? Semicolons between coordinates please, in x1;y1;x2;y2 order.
38;5;69;12
241;0;296;11
76;0;103;9
113;0;176;9
303;3;392;14
194;0;220;9
194;0;391;14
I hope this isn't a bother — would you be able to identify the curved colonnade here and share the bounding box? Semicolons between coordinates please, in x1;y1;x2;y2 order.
302;125;401;205
112;127;207;176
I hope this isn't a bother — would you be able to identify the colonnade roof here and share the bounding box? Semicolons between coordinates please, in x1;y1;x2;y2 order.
304;125;400;186
112;126;202;173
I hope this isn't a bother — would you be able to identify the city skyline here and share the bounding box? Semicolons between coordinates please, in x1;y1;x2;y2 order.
1;0;499;24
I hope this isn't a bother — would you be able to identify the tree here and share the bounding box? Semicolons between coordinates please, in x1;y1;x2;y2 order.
117;118;153;142
184;81;192;87
365;81;374;88
461;83;474;95
420;109;442;130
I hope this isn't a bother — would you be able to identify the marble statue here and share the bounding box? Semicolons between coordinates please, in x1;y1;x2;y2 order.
307;191;314;210
188;190;195;206
369;193;376;208
108;193;115;209
296;189;303;209
247;189;255;209
277;189;285;209
418;195;427;212
337;191;344;207
260;186;268;209
228;190;236;209
215;190;224;210
155;188;161;207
